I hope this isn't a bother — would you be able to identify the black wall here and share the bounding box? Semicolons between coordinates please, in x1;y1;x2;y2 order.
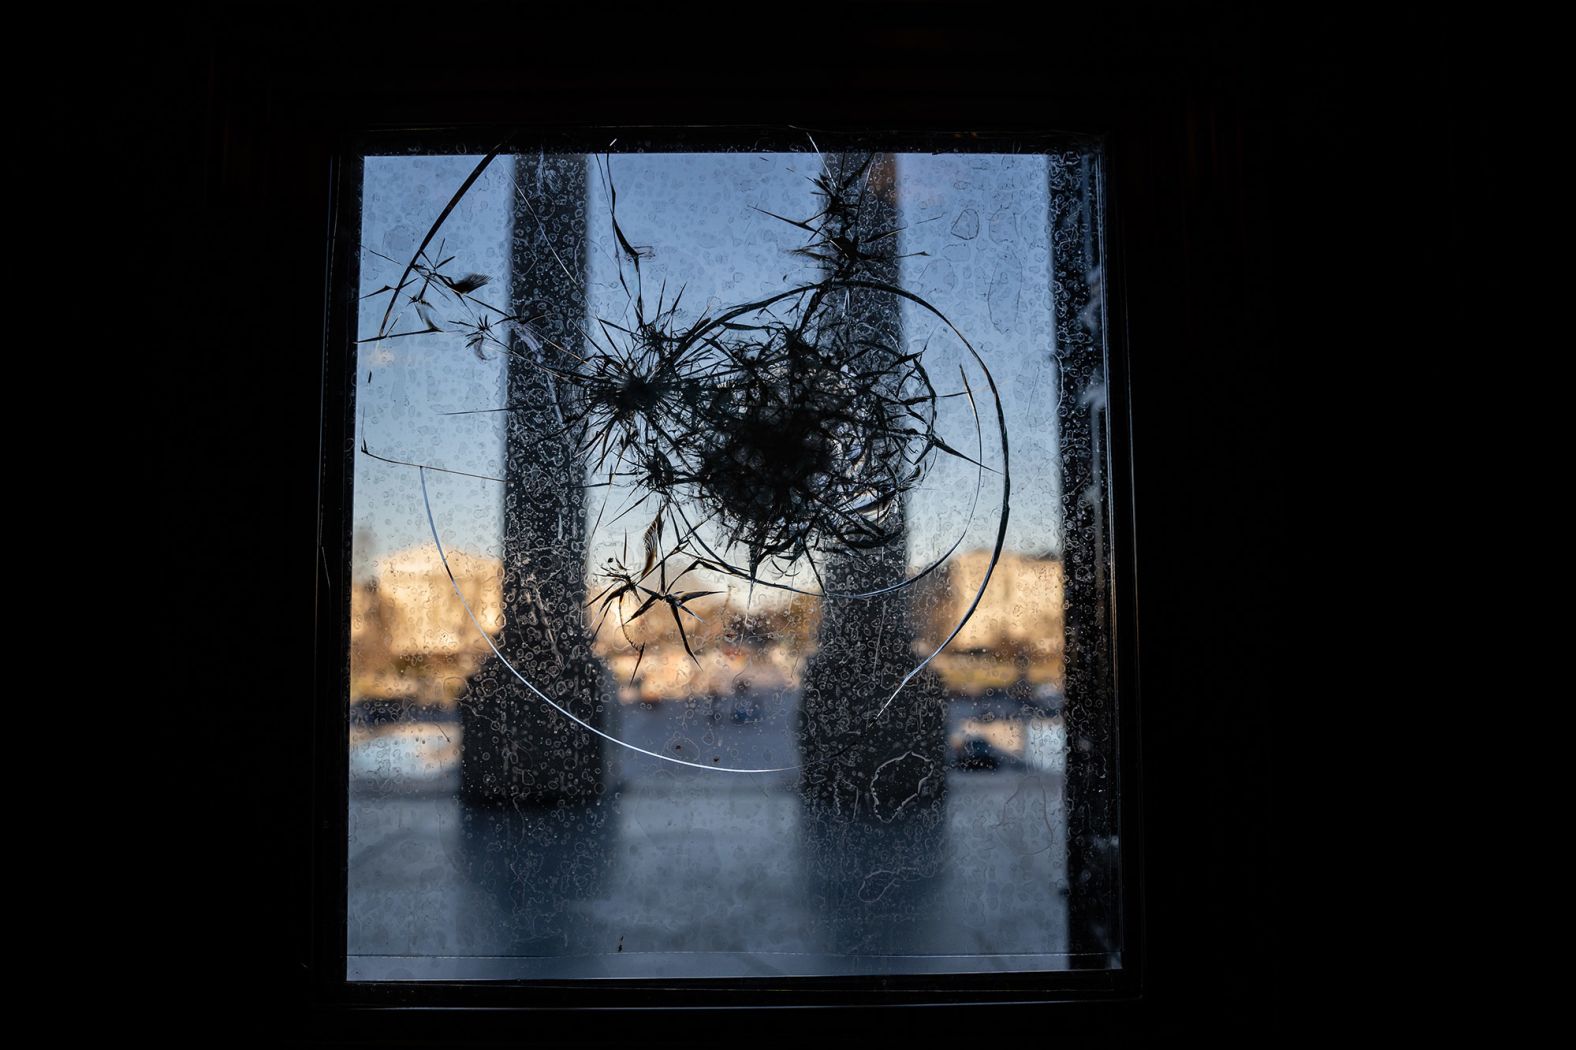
124;2;1363;1039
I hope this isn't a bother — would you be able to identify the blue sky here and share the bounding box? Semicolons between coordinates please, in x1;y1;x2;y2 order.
353;151;1061;605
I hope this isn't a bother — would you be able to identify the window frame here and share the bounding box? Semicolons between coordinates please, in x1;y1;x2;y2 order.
324;125;1140;1006
185;9;1280;1036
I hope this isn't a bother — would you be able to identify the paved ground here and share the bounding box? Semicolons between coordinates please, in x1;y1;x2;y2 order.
347;695;1069;980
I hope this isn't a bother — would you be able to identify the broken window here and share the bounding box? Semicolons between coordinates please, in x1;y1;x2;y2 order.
344;134;1120;981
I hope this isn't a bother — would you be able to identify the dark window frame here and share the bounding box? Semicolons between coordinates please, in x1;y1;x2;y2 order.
183;10;1280;1038
329;125;1135;1001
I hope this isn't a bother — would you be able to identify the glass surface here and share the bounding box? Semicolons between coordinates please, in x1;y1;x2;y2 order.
346;141;1118;980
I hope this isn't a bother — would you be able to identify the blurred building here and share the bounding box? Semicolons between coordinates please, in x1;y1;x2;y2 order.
912;550;1065;696
350;548;503;707
350;545;1063;707
591;591;819;702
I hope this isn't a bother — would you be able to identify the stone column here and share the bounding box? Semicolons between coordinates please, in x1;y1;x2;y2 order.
1051;150;1121;963
460;152;610;806
798;153;949;820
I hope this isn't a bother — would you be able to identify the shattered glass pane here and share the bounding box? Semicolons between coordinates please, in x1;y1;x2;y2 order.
346;140;1118;980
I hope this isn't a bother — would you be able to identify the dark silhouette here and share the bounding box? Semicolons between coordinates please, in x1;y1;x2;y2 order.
1050;152;1120;962
460;154;611;806
798;153;949;821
